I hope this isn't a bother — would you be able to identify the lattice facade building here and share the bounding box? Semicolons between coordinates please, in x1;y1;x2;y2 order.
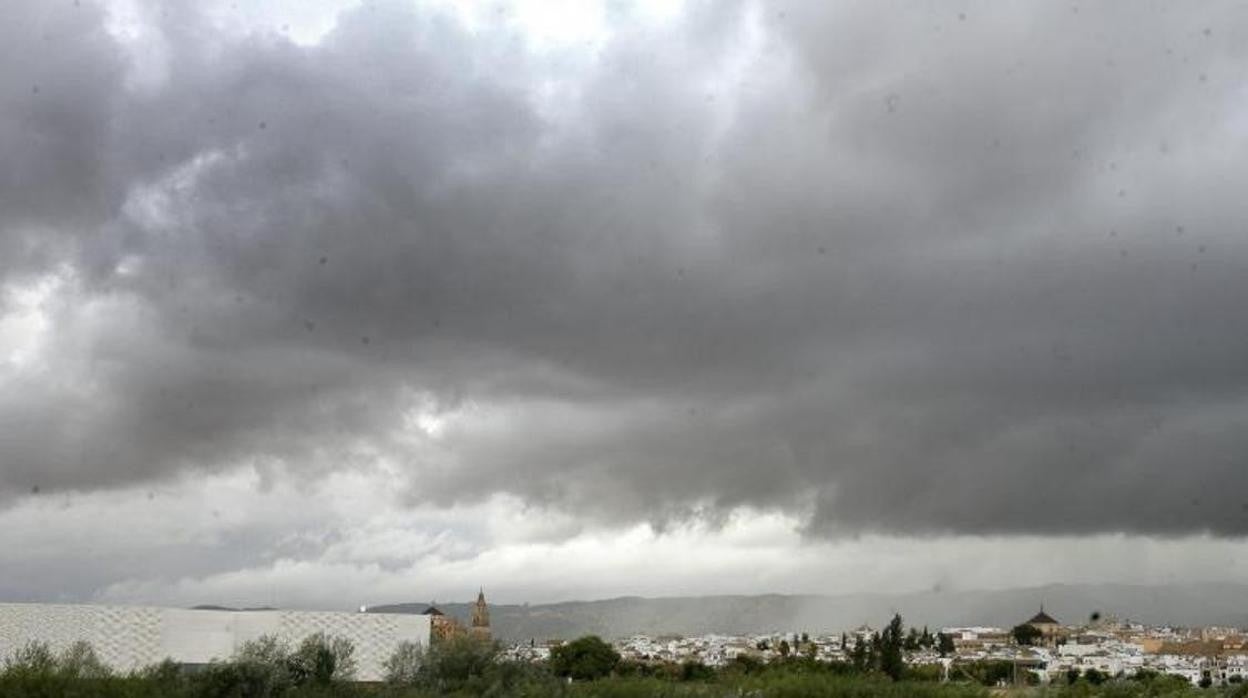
0;603;430;681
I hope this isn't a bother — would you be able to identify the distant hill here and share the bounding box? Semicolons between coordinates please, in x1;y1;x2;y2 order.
190;605;278;612
365;583;1248;642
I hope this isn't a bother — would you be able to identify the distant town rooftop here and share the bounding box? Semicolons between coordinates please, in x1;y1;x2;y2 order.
1028;609;1059;625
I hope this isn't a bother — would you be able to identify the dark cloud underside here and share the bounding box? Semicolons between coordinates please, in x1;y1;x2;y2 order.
3;0;1248;535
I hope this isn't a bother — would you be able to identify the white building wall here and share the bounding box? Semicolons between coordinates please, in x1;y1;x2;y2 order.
0;603;430;681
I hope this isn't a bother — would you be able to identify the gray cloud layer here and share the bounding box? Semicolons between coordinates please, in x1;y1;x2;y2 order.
3;0;1248;536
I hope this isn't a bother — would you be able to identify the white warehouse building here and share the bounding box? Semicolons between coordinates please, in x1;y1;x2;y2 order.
0;603;430;681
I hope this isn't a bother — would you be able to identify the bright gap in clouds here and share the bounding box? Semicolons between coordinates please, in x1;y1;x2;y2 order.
2;468;1246;609
118;0;692;49
437;0;686;48
0;272;63;372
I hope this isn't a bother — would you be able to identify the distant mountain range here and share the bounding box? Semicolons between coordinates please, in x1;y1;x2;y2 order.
365;583;1248;642
190;605;278;612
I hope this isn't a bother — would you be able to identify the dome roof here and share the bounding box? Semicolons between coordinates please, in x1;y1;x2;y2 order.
1027;609;1059;625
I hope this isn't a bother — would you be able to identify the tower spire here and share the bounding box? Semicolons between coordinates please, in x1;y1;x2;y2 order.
471;587;490;638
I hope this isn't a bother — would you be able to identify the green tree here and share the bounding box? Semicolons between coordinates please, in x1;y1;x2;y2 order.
382;640;423;685
729;654;763;675
231;634;294;693
1011;623;1043;646
196;659;275;697
289;631;356;686
778;639;791;658
957;659;1014;686
679;660;714;681
879;613;906;681
937;632;956;657
3;641;57;677
904;627;921;651
136;658;187;693
57;641;111;680
412;634;497;692
550;635;620;681
850;635;868;670
235;635;289;667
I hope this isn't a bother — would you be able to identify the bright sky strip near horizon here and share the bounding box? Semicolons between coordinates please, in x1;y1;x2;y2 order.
3;0;1248;609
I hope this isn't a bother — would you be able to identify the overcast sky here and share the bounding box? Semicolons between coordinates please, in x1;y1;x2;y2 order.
3;0;1248;609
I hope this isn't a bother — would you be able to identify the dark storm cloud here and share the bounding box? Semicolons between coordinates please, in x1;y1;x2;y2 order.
2;0;1248;535
0;0;127;276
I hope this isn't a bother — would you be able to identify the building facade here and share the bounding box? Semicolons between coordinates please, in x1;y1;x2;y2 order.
0;603;430;681
419;589;490;643
1026;607;1065;647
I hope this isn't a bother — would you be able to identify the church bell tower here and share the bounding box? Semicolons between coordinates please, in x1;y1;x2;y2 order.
470;588;491;639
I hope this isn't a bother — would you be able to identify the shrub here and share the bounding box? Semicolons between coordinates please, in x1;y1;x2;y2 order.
550;636;621;681
289;632;357;686
905;663;945;682
725;654;764;676
382;640;423;685
677;660;715;682
57;640;111;680
3;641;58;677
194;659;285;698
613;659;658;678
236;635;291;668
408;633;498;693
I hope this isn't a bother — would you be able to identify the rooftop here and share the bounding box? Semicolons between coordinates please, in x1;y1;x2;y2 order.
1028;609;1060;625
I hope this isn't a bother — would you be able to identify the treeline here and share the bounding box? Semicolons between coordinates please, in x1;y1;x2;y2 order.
2;618;1246;697
837;613;954;679
0;632;361;697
